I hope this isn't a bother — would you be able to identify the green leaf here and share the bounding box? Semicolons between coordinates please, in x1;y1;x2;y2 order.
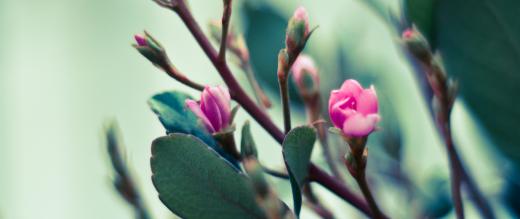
241;121;258;158
148;91;240;168
407;0;520;167
148;91;215;146
151;134;267;219
282;126;316;217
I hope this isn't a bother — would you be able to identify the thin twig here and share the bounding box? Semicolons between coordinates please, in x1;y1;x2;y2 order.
242;63;271;110
219;0;232;62
354;173;386;219
306;94;345;183
262;165;290;179
162;65;204;91
279;76;291;133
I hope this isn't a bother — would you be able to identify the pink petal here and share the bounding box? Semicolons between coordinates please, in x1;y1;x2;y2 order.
201;87;223;131
339;79;363;97
207;86;231;128
134;34;147;46
330;103;355;129
328;90;344;113
356;86;378;115
185;99;215;133
342;113;380;137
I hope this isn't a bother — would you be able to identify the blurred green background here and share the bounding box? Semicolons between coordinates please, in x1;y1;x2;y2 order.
0;0;517;218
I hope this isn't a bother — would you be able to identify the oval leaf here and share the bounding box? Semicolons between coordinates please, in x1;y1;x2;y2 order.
282;126;316;217
151;134;267;219
148;91;216;146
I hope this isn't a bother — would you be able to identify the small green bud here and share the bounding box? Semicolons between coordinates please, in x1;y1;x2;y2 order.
402;26;432;63
285;6;310;55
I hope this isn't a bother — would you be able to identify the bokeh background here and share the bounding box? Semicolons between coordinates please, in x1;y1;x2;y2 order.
1;0;518;218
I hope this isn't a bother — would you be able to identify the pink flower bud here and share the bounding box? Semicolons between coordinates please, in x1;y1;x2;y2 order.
401;27;432;63
186;85;232;133
328;79;380;137
291;54;319;92
134;34;147;46
285;6;310;54
293;6;310;35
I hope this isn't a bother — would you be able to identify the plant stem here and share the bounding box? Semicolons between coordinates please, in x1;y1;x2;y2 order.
354;173;386;219
219;0;232;62
278;76;291;133
309;165;372;217
162;65;204;91
405;45;495;219
242;63;271;109
305;94;345;182
169;2;371;216
442;124;465;219
345;139;387;219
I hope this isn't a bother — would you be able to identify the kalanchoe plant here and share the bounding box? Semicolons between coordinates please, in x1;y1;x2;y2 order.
104;0;497;219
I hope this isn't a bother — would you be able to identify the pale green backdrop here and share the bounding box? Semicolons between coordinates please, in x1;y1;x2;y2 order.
0;0;512;218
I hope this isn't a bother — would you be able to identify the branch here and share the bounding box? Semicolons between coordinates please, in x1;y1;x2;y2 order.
158;1;372;216
219;0;232;62
402;27;495;219
161;65;204;91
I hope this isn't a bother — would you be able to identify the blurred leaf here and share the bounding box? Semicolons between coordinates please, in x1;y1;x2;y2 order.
151;134;267;219
148;91;216;146
105;121;151;219
504;174;520;216
282;126;316;217
148;91;240;168
419;175;453;218
241;121;258;158
407;0;520;168
242;2;286;90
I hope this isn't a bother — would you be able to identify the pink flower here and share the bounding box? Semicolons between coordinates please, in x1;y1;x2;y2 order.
185;85;232;133
329;80;380;137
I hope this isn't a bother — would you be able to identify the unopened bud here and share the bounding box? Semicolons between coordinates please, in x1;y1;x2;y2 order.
286;6;310;55
402;26;432;63
133;31;168;68
277;49;290;79
134;34;147;46
291;54;319;94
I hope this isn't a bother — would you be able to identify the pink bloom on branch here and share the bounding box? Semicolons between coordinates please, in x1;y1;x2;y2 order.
134;34;147;46
328;80;380;137
186;85;232;133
